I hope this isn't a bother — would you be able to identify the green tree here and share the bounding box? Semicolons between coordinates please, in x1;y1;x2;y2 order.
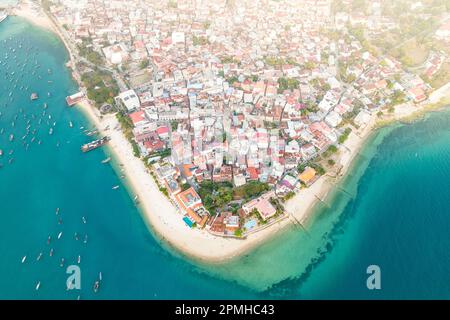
140;59;149;69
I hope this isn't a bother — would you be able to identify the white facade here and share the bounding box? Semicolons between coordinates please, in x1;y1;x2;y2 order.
117;90;141;112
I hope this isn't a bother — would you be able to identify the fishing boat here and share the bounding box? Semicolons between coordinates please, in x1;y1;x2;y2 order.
21;255;27;264
9;134;13;142
49;128;53;135
85;129;98;137
35;281;41;291
30;93;38;100
93;281;100;293
77;255;81;264
49;248;54;257
83;235;88;244
57;232;63;239
36;252;43;261
101;157;111;164
47;236;51;245
112;185;120;190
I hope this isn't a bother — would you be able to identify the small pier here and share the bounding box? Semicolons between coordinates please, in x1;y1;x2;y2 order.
66;91;85;107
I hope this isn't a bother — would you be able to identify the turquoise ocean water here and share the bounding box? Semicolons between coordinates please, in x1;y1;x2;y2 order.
1;17;449;299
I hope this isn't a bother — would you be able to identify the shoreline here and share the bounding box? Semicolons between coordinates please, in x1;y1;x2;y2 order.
78;86;450;264
12;1;58;35
76;100;293;263
14;6;450;263
284;111;379;227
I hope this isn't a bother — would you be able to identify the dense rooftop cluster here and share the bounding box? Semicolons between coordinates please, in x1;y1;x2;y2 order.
48;0;448;237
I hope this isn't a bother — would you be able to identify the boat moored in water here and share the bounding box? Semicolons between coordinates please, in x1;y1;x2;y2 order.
85;129;98;137
81;136;110;153
93;280;100;293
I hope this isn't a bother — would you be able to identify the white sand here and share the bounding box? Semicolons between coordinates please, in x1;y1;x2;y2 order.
13;1;57;34
429;81;450;104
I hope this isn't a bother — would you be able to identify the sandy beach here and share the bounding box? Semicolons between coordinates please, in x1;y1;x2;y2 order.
13;1;57;34
13;3;450;263
284;113;378;225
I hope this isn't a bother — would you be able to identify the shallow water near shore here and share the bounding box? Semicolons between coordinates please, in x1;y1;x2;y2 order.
201;111;450;299
1;17;450;299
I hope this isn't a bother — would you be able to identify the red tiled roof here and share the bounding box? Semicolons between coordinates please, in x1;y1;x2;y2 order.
129;110;146;125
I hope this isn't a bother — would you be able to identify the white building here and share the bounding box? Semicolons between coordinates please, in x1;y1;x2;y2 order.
171;32;186;44
116;90;141;112
354;109;372;127
102;43;129;65
318;91;338;113
325;111;343;128
435;21;450;40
